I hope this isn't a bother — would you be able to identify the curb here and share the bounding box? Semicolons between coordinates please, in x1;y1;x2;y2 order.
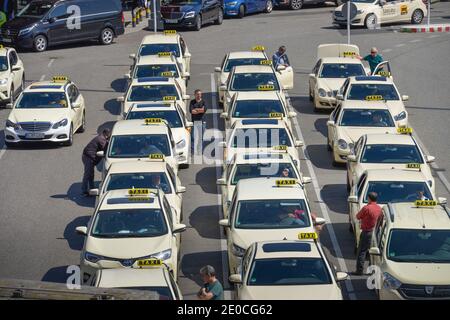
399;24;450;33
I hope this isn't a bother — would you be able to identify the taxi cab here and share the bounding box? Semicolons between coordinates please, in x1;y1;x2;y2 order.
369;202;450;300
220;64;294;112
220;91;296;131
327;100;399;165
125;102;192;167
88;161;186;222
118;77;190;116
98;119;185;176
346;132;436;191
0;45;25;105
93;267;183;300
217;152;311;217
5;76;85;147
333;0;427;29
229;239;347;300
220;119;303;166
129;31;191;75
347;168;447;249
215;47;269;105
77;188;186;284
308;44;367;111
219;177;324;273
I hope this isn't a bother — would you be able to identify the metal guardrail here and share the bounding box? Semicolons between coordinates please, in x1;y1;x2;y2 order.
0;279;159;300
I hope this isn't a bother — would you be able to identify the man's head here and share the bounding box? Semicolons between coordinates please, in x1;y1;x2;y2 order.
368;192;378;203
281;167;290;177
278;46;286;54
200;265;216;283
152;175;161;185
194;89;202;101
102;129;111;140
370;47;378;57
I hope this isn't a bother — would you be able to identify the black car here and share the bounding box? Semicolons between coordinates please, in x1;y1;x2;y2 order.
161;0;223;31
0;0;125;52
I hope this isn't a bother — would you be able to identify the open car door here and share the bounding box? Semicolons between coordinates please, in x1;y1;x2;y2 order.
276;65;294;90
373;61;392;79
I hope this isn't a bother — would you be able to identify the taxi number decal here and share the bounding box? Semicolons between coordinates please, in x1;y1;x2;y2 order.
163;96;176;101
158;52;172;57
149;154;164;160
269;112;283;118
164;30;177;35
137;259;163;267
273;145;287;151
365;95;383;101
377;71;391;77
298;232;318;240
161;71;174;77
406;163;421;169
400;5;408;15
128;188;150;196
145;118;163;124
397;127;413;134
258;85;274;91
343;51;356;58
276;179;296;187
260;60;272;65
415;200;437;207
252;45;265;51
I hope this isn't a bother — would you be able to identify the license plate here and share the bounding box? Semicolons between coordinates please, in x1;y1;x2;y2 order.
165;19;178;24
1;38;12;43
25;133;45;139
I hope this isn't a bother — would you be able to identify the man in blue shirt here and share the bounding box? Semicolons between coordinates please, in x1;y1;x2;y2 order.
272;46;290;69
357;47;383;74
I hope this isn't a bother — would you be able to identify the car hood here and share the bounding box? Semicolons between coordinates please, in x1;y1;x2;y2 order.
2;17;40;30
0;70;11;79
384;101;406;117
161;4;201;13
388;262;450;285
240;284;343;300
317;78;346;92
337;127;397;144
9;109;69;123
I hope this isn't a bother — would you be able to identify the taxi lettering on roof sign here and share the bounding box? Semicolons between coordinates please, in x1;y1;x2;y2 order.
260;60;272;65
160;71;174;77
365;95;383;101
137;258;163;267
276;179;296;187
145;118;163;124
164;30;176;35
158;52;171;57
377;71;391;77
273;145;287;151
415;200;437;207
397;127;413;134
252;45;265;51
342;51;356;58
52;76;69;82
298;232;318;240
163;96;176;101
406;163;421;169
128;188;150;196
269;112;283;118
258;85;274;91
149;153;164;160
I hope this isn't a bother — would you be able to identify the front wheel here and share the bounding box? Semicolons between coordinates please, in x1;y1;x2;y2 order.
77;112;86;133
194;14;202;31
238;5;245;18
411;9;424;24
264;0;273;13
100;27;114;45
364;13;377;29
33;35;48;52
63;125;74;147
215;9;223;25
290;0;303;10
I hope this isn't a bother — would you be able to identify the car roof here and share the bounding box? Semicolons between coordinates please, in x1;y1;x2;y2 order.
112;119;170;135
234;119;285;128
364;133;415;145
99;189;162;211
233;152;293;164
233;65;273;73
236;177;306;200
228;51;267;59
340;100;391;110
107;161;167;174
141;33;180;45
349;76;394;84
364;168;428;182
320;57;363;64
254;240;322;259
130;77;176;85
25;81;68;93
136;55;176;65
97;268;169;288
235;91;281;101
385;203;450;230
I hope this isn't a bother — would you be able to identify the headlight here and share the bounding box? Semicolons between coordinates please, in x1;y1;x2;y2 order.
85;252;102;263
394;111;407;121
151;249;172;261
228;1;238;5
176;139;186;149
357;10;364;14
0;79;8;85
318;88;327;98
338;139;348;150
231;243;245;257
52;118;68;129
185;11;196;19
383;272;402;290
6;120;21;130
18;25;36;36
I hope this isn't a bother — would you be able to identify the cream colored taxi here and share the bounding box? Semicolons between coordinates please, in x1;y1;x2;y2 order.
229;239;347;300
217;152;310;217
88;161;186;222
333;0;427;29
220;119;303;167
220;91;296;131
125;102;192;167
327;100;399;165
308;44;367;112
347;168;446;249
220;64;293;112
215;47;269;105
346;132;436;191
130;31;191;75
219;177;323;273
0;45;25;105
117;77;190;116
77;188;186;284
5;76;85;147
369;202;450;300
93;267;183;300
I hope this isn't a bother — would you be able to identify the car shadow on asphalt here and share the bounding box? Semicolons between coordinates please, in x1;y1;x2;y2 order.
180;251;226;288
104;98;122;116
51;182;96;208
97;121;117;134
195;166;220;194
111;78;128;93
314;118;329;138
41;265;72;283
62;215;91;251
0;130;4;149
305;144;345;170
320;221;359;263
321;184;349;215
189;205;222;240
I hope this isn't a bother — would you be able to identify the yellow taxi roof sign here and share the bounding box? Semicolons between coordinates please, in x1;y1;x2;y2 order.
144;118;163;124
160;71;174;77
258;84;274;91
269;112;283;118
252;45;265;51
273;145;287;151
164;30;177;35
406;163;421;169
365;95;383;101
158;52;172;57
128;188;150;196
52;76;69;83
275;179;297;187
260;60;272;65
298;232;318;240
414;200;437;207
397;127;413;134
149;153;165;160
137;258;163;268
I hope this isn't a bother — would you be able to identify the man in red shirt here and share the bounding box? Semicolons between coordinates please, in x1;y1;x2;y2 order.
352;192;382;275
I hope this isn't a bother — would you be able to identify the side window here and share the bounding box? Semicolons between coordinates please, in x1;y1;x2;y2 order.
354;136;364;156
313;59;321;75
179;37;186;56
48;4;68;19
379;223;387;252
70;85;80;103
229;192;238;223
242;246;253;277
340;79;349;96
226;162;234;182
162;197;174;230
220;55;227;70
333;106;342;122
375;215;384;244
9;51;17;66
357;174;367;198
166;165;177;190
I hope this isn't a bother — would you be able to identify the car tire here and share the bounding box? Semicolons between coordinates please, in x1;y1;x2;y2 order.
63;124;74;147
309;87;314;101
77;112;86;133
348;223;353;234
327;138;332;151
289;0;303;10
194;14;202;31
33;35;48;52
364;13;377;29
215;9;224;25
411;9;424;24
100;27;114;45
238;5;245;18
264;0;273;13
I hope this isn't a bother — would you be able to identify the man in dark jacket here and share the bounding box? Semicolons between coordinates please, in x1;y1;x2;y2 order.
81;129;111;196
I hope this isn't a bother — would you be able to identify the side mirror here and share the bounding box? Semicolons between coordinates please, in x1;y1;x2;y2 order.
228;274;242;284
220;112;228;119
369;247;381;256
347;195;358;203
176;186;186;194
214;67;221;73
336;272;348;282
124;73;131;79
426;155;435;163
302;176;312;184
96;151;104;157
336;94;344;101
314;217;326;226
12;65;21;71
401;95;409;102
277;65;286;72
439;197;447;205
183;94;190;100
185;121;194;128
219;85;227;91
75;226;87;236
183;52;192;58
89;189;99;196
219;219;230;227
218;141;227;148
72;102;81;109
48;17;57;24
288;111;297;118
183;72;191;78
347;155;357;162
6;103;13;109
308;73;315;78
294;140;304;148
327;120;336;127
129;53;136;60
117;96;125;103
173;223;187;234
217;178;226;186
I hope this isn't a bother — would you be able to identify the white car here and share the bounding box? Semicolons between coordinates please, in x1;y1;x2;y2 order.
220;119;303;166
89;161;186;222
309;44;367;111
77;188;186;284
0;46;25;105
219;177;321;274
220;91;296;132
5;76;85;147
125;102;192;167
130;31;191;75
229;239;347;300
118;77;190;116
333;0;427;29
346;132;436;192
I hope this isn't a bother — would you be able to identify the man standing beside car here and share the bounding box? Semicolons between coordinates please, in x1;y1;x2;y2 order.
272;46;290;69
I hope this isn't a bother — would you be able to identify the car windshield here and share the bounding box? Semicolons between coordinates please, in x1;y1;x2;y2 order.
347;84;399;100
231;128;292;148
17;1;53;18
361;144;423;164
91;209;167;238
0;57;8;71
126;110;183;128
139;44;180;58
134;65;179;78
224;58;266;72
105;173;172;194
232;100;284;118
340;109;394;127
364;181;433;204
235;199;311;229
230;73;280;91
128;85;179;102
248;258;332;286
109;135;171;158
319;63;365;78
15;92;68;109
388;229;450;263
232;163;298;185
120;287;174;300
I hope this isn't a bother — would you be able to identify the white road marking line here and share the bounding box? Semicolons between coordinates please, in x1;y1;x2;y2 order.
286;93;356;300
48;58;55;68
428;35;439;38
0;147;6;160
410;39;421;43
210;73;232;300
382;48;392;53
395;43;405;47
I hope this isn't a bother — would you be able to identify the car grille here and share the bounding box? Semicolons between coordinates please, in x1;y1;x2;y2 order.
161;12;184;20
19;122;52;132
399;285;450;299
0;28;19;37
